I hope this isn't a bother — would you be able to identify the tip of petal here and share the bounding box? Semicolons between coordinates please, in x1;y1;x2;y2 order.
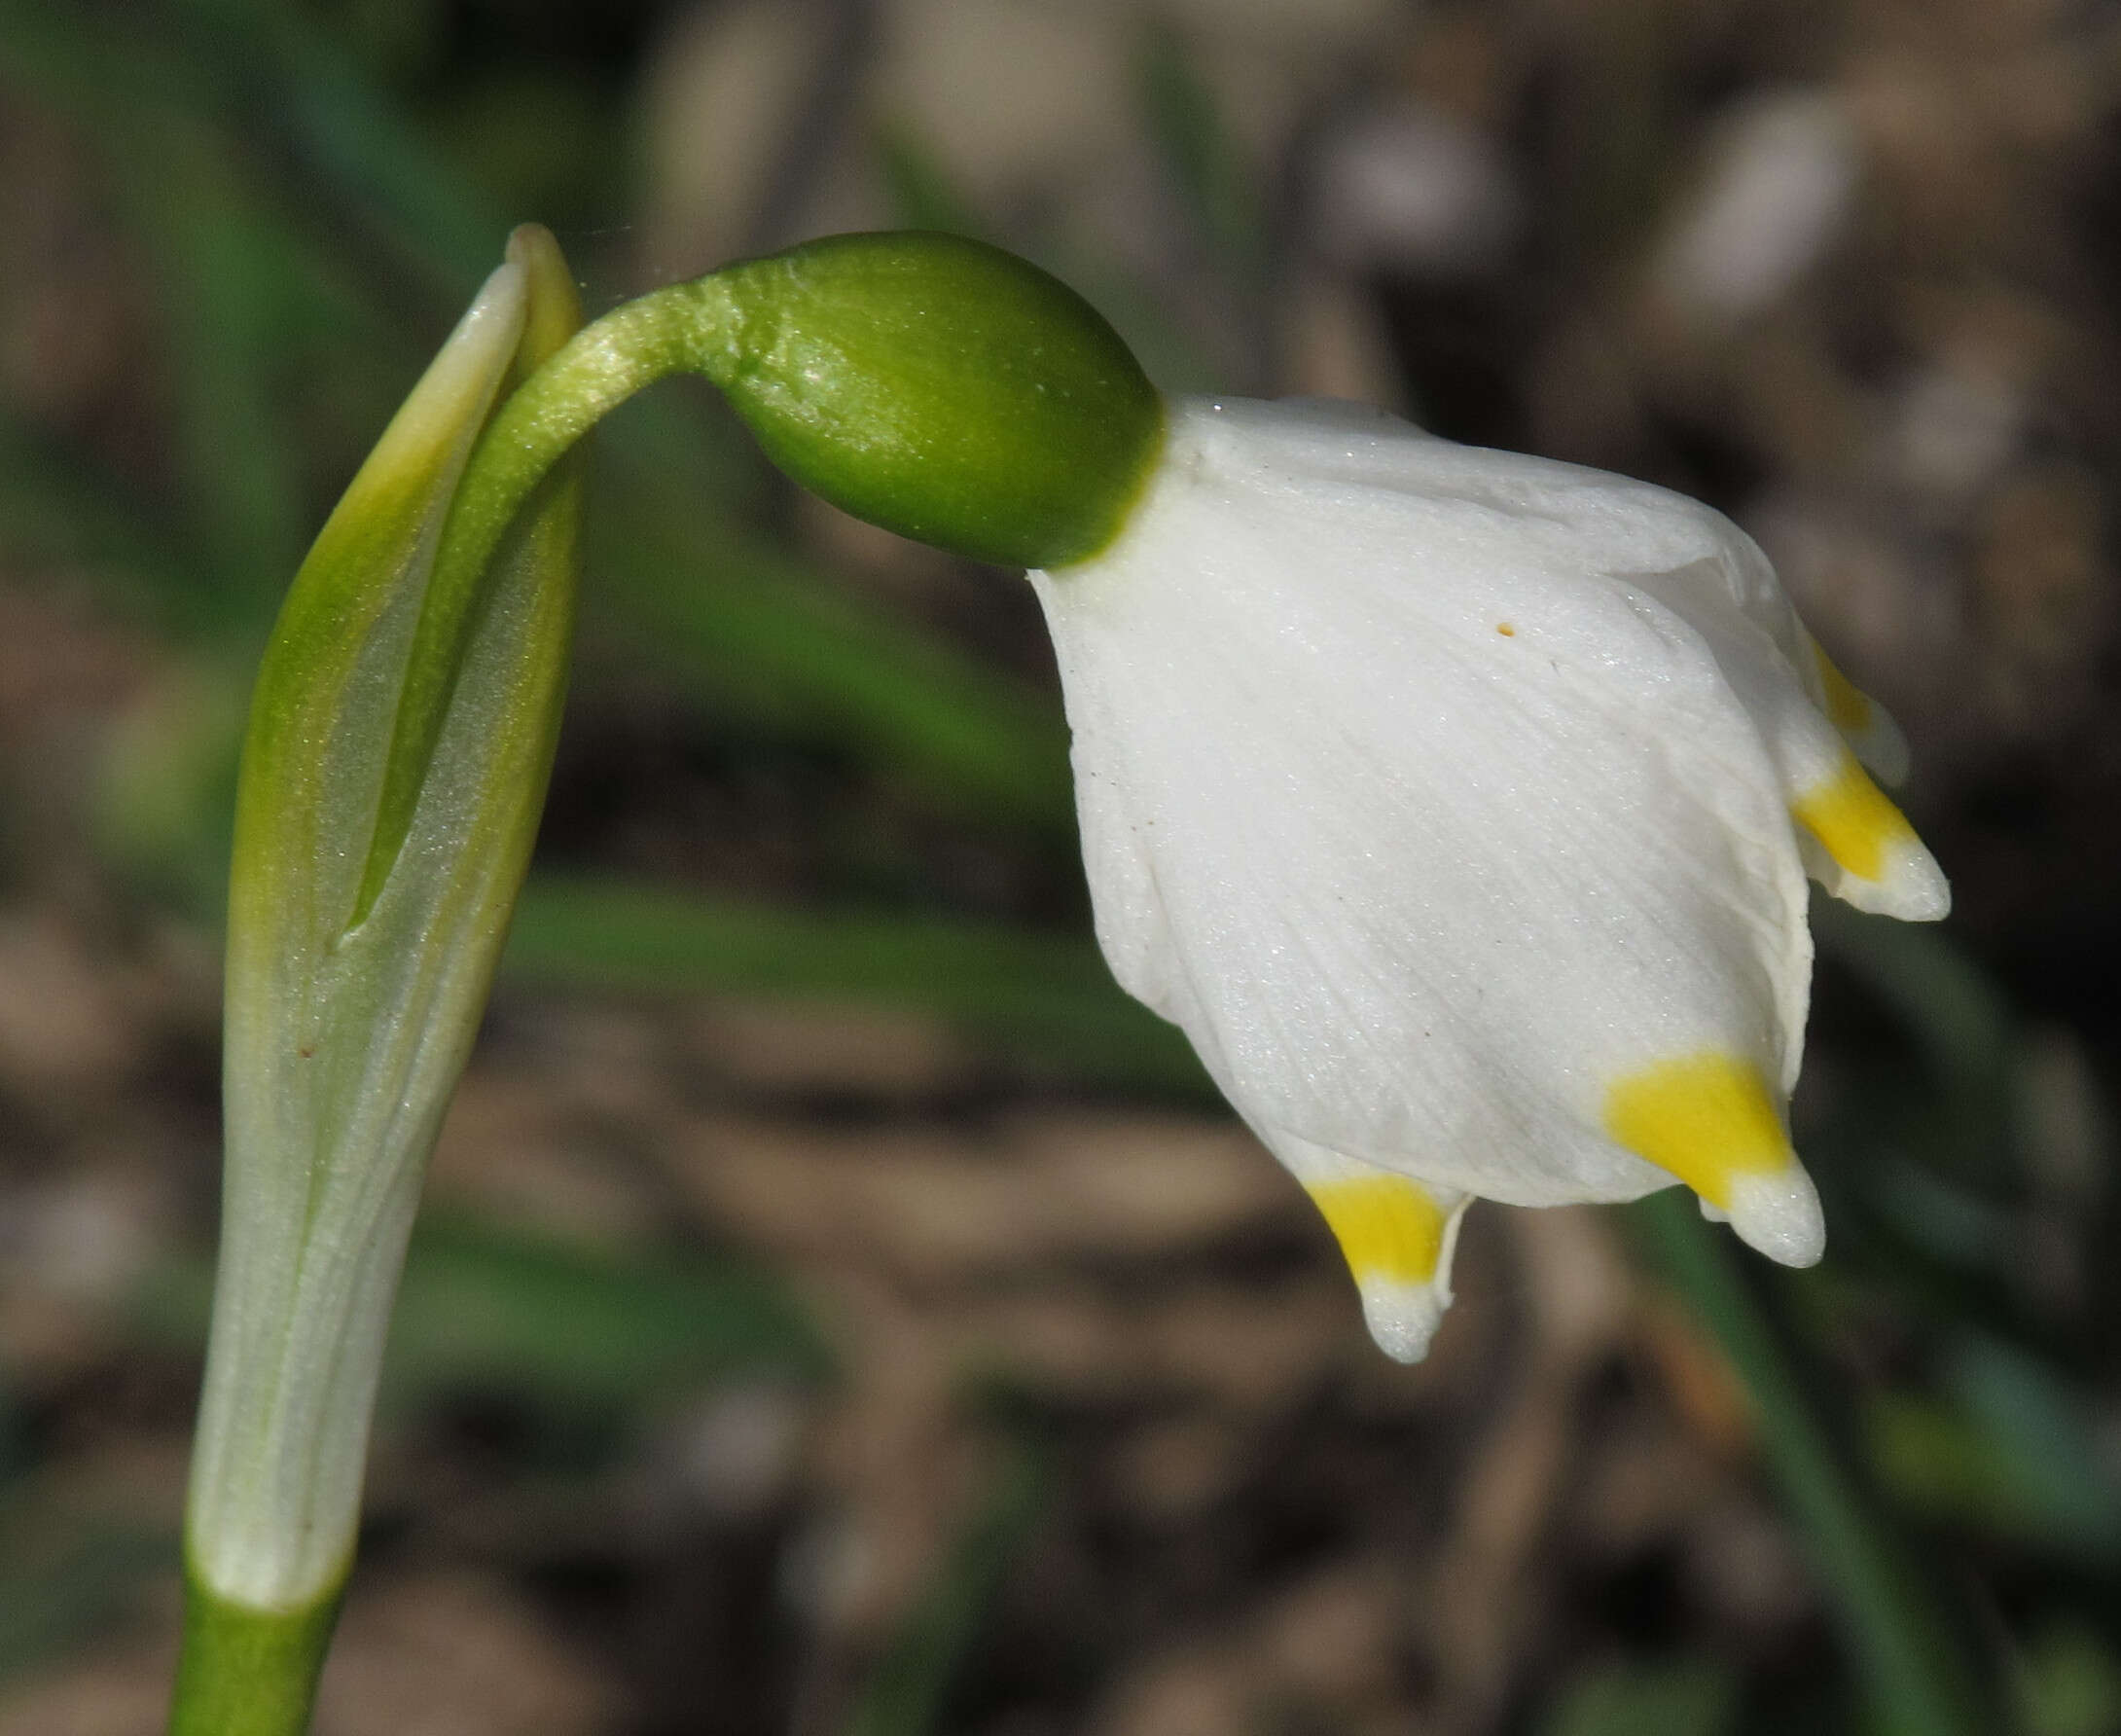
1605;1053;1828;1267
1299;1172;1467;1364
1792;755;1951;922
1721;1164;1826;1267
1818;826;1953;922
1355;1276;1453;1363
1609;1059;1824;1265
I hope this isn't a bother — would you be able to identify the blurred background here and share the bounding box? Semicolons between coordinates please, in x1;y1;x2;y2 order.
2;0;2117;1731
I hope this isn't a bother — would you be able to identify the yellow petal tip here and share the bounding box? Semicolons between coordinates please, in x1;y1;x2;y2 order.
1304;1175;1462;1362
1792;754;1950;920
1604;1053;1824;1266
1791;755;1907;882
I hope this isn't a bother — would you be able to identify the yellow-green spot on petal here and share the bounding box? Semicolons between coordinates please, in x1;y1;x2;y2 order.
1792;753;1915;883
1603;1053;1792;1211
1811;642;1875;736
1305;1175;1450;1286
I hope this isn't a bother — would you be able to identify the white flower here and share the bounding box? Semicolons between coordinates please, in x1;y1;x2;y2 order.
1028;396;1949;1363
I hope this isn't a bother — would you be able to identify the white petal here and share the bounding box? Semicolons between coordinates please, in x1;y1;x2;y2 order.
1033;397;1816;1219
1060;630;1190;1023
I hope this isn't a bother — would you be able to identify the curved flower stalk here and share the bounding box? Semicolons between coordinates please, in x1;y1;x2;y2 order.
1028;396;1947;1361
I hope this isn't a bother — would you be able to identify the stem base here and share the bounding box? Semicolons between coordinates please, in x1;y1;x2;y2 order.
169;1570;344;1736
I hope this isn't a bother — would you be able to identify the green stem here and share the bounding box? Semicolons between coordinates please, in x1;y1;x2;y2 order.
168;1568;344;1736
1628;1191;1995;1736
354;274;738;922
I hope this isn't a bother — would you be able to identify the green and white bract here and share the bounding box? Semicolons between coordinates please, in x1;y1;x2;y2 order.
189;227;584;1633
1029;396;1949;1362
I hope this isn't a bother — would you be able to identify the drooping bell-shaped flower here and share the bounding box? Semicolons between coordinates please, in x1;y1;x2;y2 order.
474;232;1945;1366
1025;395;1948;1360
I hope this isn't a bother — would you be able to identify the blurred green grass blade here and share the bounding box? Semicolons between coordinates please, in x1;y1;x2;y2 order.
1136;21;1267;278
588;462;1078;840
845;1438;1051;1736
2;8;423;632
1628;1191;1998;1736
2015;1625;2121;1736
502;878;1213;1098
227;0;502;294
1866;1387;2121;1565
1129;25;1272;389
134;127;316;603
1812;899;2014;1171
1542;1656;1738;1736
134;1215;830;1411
1858;1157;2011;1274
1866;1394;2029;1541
380;1216;832;1408
878;125;995;240
1943;1334;2121;1560
0;1518;171;1683
0;0;495;304
593;529;1077;840
0;0;216;118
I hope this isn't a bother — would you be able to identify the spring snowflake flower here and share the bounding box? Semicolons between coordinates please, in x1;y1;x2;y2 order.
183;229;1959;1730
1028;395;1948;1361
